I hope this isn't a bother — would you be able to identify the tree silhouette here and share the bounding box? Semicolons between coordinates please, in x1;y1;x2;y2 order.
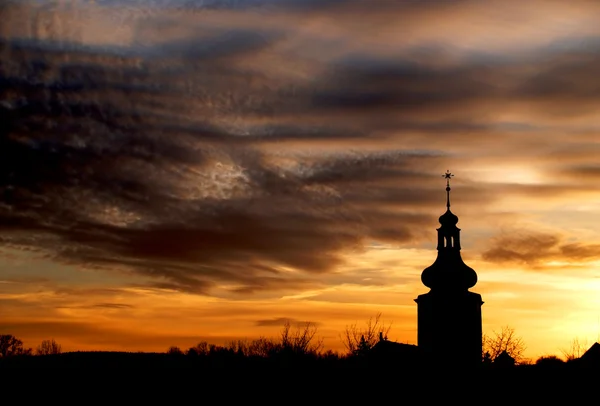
560;337;589;361
280;321;323;356
248;337;280;357
178;323;324;361
0;335;32;357
36;339;62;355
341;313;391;356
186;347;200;357
189;341;210;356
224;338;278;358
535;355;564;367
167;346;183;355
482;326;526;364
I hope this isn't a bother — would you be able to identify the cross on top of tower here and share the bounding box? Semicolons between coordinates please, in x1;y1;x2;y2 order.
443;170;454;187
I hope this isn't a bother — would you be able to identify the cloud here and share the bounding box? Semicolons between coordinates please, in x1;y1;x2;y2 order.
481;231;600;267
3;0;600;298
554;165;600;183
0;39;454;295
255;317;319;327
56;302;135;310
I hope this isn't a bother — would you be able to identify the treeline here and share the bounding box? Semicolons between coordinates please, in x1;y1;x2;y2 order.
0;314;388;361
0;335;61;357
1;315;598;370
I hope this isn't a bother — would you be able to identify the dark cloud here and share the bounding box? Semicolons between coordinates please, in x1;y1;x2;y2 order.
3;0;600;297
92;303;133;309
255;317;319;327
481;231;600;266
136;26;280;62
89;0;467;13
0;38;449;295
0;276;50;284
51;287;127;298
310;59;495;114
555;165;600;182
55;302;135;310
303;47;600;130
516;52;600;103
559;243;600;261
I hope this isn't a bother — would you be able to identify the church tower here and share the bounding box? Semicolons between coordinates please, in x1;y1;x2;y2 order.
414;171;483;366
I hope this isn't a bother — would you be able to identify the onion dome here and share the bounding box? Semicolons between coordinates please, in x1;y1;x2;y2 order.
439;209;459;226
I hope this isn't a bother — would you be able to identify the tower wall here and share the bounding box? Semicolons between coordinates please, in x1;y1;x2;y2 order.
415;291;483;366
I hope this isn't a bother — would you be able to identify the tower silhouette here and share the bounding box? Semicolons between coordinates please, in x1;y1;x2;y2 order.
414;171;483;366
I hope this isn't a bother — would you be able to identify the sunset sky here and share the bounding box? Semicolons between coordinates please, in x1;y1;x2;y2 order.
2;0;600;360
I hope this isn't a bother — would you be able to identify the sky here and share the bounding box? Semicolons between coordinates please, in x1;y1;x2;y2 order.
1;0;600;360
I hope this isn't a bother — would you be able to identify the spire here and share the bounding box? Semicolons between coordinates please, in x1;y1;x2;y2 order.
443;170;453;209
439;170;458;227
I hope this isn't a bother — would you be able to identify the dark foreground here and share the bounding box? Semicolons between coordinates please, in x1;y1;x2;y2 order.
2;351;598;375
1;353;599;403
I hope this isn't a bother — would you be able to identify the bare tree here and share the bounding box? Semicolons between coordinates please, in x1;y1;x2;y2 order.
560;337;589;361
0;335;32;357
185;341;210;356
341;313;392;356
247;337;279;357
223;338;277;357
279;321;323;355
36;339;62;355
482;326;527;364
